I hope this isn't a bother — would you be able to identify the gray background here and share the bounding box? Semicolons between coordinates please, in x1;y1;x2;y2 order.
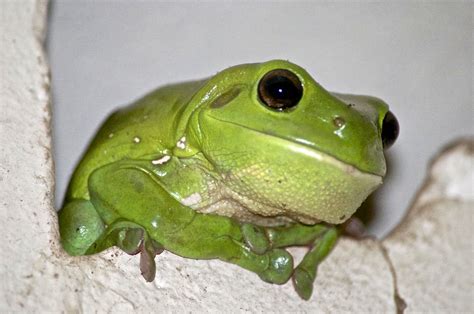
48;1;472;237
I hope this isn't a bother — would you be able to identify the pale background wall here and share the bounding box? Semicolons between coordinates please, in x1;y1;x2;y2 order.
48;1;473;237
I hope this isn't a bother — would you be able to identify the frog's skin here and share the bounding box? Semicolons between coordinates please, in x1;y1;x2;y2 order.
59;60;398;300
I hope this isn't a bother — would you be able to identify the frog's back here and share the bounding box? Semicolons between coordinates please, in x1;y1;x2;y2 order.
66;79;206;201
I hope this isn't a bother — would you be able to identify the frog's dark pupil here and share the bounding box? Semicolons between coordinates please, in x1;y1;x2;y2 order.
266;77;297;101
258;69;303;110
381;111;399;149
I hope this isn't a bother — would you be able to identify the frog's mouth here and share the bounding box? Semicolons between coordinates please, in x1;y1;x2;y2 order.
205;115;385;178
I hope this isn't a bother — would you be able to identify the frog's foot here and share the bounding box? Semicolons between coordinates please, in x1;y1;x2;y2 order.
292;227;339;300
86;220;163;282
252;223;339;299
240;222;339;289
239;224;293;283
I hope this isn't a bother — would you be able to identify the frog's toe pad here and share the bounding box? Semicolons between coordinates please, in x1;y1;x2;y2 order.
292;267;314;300
258;249;293;285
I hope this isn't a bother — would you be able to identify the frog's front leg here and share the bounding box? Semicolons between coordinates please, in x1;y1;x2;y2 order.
242;222;339;300
77;160;293;284
291;227;338;300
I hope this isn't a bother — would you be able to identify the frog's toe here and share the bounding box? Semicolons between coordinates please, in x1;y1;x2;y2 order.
292;267;314;300
116;224;164;282
241;223;270;254
85;220;163;282
137;233;164;282
258;249;293;285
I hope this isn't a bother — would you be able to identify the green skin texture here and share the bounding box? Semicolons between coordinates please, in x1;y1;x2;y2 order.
59;60;390;300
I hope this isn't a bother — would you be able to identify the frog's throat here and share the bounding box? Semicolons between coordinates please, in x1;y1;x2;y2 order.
205;116;383;179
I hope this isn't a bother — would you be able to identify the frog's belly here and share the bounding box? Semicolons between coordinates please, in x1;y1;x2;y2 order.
178;180;299;226
181;182;326;226
178;155;382;226
195;198;297;227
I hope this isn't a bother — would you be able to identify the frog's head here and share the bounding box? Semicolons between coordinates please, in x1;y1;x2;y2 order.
182;60;399;224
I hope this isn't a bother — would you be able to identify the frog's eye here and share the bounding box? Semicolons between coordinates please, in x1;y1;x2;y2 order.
258;69;303;111
381;111;399;149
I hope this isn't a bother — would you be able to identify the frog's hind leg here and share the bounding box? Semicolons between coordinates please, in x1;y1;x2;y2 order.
86;160;294;285
242;223;339;300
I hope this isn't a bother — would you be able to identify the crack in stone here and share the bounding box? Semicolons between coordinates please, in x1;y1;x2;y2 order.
93;280;138;311
378;242;407;314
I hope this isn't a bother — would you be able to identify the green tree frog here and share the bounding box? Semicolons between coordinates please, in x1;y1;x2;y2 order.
58;60;399;300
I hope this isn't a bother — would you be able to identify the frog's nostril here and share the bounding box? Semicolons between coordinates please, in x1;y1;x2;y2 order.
333;116;346;128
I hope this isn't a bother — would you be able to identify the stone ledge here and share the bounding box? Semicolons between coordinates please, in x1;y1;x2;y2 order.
383;140;473;312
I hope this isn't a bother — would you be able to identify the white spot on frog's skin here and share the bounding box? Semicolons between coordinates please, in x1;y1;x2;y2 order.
108;133;114;138
332;116;347;139
181;193;202;206
334;125;346;138
151;220;158;228
151;155;171;165
176;136;186;149
133;136;141;143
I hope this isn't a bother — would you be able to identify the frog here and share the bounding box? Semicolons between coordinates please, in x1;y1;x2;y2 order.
58;60;399;300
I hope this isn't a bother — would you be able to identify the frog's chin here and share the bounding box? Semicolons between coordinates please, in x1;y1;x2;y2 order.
271;140;384;224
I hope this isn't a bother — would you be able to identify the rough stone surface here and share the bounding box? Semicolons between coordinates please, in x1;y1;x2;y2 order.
0;1;471;312
383;140;473;313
